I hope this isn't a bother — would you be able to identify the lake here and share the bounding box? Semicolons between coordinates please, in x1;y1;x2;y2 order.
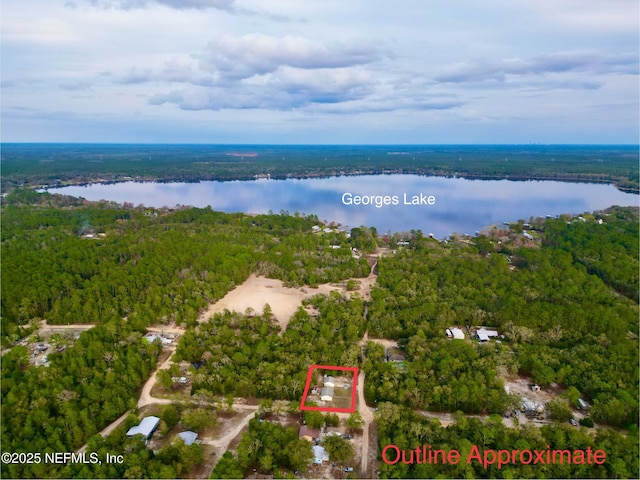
47;175;638;238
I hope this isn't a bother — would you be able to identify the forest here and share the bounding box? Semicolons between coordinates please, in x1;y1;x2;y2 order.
364;207;638;427
175;292;366;400
1;189;637;479
374;403;638;479
2;143;638;193
1;189;370;343
1;320;161;478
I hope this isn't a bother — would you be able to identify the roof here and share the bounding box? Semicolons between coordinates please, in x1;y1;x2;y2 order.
312;445;329;464
176;431;198;446
299;425;320;440
126;416;160;439
324;375;335;386
321;386;334;399
144;334;172;345
477;328;499;341
449;327;465;340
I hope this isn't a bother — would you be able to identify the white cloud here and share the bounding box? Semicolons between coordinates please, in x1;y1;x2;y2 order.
434;51;639;83
198;34;381;81
2;0;638;142
80;0;235;10
2;18;78;45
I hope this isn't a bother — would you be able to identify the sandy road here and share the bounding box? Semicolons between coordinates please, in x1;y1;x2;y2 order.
357;369;375;475
138;345;177;408
199;408;258;450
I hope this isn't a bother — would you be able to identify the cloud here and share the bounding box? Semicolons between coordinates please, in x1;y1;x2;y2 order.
80;0;235;10
119;33;387;111
434;51;639;83
198;34;382;82
59;82;92;91
77;0;291;19
147;65;378;110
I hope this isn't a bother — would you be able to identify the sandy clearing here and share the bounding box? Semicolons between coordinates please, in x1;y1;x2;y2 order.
199;274;343;330
503;376;557;403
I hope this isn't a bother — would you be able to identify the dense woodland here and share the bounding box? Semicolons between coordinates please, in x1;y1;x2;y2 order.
1;188;638;479
365;207;638;427
1;189;369;343
211;418;314;478
375;403;638;479
2;143;638;193
176;292;366;400
1;321;160;478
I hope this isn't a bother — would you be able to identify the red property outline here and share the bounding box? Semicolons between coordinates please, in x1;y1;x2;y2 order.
299;365;359;413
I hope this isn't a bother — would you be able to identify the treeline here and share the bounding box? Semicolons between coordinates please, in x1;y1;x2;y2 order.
175;292;366;400
365;210;638;427
0;320;160;478
543;207;639;301
1;191;368;343
2;144;638;193
375;403;639;478
212;418;313;478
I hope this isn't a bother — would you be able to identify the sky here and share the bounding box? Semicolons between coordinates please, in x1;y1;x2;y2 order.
2;0;639;144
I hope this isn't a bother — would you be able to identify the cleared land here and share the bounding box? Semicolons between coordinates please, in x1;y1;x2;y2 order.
199;274;343;329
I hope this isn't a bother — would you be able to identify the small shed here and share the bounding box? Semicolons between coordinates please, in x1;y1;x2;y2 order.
578;398;590;410
176;431;198;446
299;426;320;442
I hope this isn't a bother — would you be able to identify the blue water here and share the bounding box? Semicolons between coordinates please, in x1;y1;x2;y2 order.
48;175;637;238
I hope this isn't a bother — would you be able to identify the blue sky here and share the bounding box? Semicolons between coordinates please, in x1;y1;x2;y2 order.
2;0;638;143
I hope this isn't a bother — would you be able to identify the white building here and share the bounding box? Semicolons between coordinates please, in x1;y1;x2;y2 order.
446;327;465;340
321;386;334;402
476;328;499;342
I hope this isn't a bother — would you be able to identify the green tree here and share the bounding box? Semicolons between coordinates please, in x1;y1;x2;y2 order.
211;452;243;479
346;411;365;432
548;398;574;422
321;435;354;464
304;411;325;429
161;404;180;430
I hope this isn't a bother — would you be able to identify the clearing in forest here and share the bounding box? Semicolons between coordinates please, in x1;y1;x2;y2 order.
199;274;342;329
300;365;359;413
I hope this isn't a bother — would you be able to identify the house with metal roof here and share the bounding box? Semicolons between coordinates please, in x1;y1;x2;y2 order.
321;386;334;402
312;445;329;464
126;416;160;439
323;375;335;388
476;328;499;342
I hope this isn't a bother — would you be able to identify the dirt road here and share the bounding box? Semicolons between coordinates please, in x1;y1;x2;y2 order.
357;369;375;475
138;346;177;408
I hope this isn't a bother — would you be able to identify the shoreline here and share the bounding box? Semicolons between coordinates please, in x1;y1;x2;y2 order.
35;170;638;195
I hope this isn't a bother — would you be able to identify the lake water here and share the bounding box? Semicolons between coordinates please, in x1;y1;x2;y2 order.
48;175;638;238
